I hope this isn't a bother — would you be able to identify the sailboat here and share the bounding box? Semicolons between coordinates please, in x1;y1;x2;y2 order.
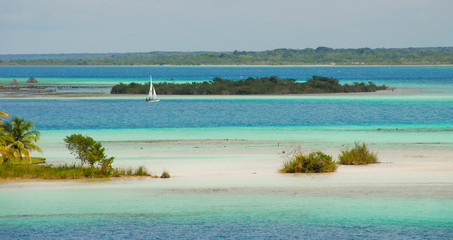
146;76;160;102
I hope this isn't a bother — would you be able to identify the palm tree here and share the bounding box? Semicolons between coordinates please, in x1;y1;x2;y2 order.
0;111;8;121
0;109;12;163
1;117;42;163
0;135;15;164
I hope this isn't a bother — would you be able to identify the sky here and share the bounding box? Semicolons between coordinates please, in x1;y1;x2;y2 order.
1;0;452;54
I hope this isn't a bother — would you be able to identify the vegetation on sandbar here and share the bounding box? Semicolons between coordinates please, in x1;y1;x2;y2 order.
0;163;153;179
281;142;378;173
111;75;388;95
160;170;170;178
0;131;155;179
0;116;42;164
338;142;378;165
280;150;337;173
64;134;115;170
0;111;162;179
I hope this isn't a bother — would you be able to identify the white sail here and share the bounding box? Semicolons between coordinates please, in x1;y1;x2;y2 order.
147;76;154;99
146;75;159;102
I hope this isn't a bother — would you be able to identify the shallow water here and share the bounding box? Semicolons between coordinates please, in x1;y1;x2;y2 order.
1;180;453;239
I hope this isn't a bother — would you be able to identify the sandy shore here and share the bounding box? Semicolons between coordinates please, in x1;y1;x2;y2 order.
109;138;453;180
13;135;450;199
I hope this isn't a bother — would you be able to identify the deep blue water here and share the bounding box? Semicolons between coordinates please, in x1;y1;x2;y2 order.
2;217;452;240
1;65;453;84
3;99;453;130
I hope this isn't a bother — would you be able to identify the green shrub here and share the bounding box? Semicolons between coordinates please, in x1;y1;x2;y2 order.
160;170;170;178
338;142;377;165
64;134;114;169
280;151;337;173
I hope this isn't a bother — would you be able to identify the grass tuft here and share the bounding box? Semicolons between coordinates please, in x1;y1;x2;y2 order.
0;163;153;179
134;166;151;176
280;150;336;173
338;142;378;165
160;170;170;178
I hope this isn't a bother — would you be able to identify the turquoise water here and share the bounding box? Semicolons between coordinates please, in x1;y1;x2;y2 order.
1;185;453;239
1;66;453;239
1;65;453;84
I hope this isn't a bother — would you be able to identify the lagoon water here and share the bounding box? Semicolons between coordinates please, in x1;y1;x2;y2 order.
4;98;453;130
1;66;453;239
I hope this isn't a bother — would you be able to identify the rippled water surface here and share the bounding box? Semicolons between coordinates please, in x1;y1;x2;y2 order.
2;98;452;130
1;182;453;240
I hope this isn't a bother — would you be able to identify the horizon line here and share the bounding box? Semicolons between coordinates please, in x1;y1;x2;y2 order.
1;46;453;56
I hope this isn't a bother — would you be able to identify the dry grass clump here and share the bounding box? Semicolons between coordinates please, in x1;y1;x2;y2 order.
160;170;170;178
280;150;337;173
338;142;377;165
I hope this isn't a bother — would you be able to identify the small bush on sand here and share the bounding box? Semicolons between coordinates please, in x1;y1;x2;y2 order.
280;150;336;173
338;142;377;165
160;170;170;178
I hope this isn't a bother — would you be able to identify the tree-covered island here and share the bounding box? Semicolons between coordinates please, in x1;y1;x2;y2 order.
1;47;453;65
111;76;388;95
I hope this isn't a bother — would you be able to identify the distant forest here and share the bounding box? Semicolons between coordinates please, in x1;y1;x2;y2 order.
111;76;388;95
1;47;453;65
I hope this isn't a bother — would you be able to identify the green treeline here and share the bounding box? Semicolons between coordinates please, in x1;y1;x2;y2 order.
2;47;453;65
111;76;388;95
